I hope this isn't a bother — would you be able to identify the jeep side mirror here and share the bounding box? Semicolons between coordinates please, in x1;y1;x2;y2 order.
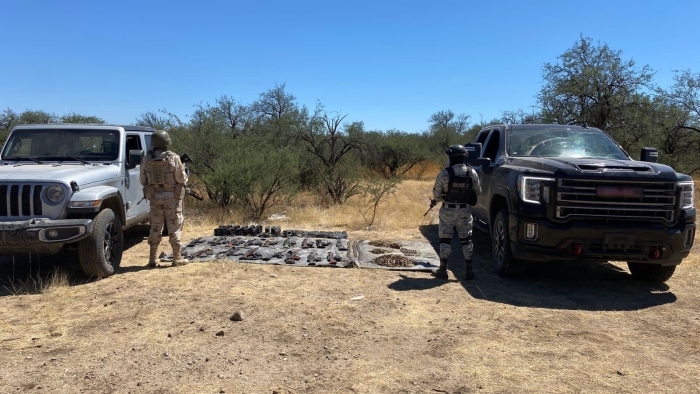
640;147;658;163
128;149;144;168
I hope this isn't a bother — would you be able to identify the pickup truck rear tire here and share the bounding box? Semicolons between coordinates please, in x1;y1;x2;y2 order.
78;208;124;278
492;209;524;276
627;262;675;283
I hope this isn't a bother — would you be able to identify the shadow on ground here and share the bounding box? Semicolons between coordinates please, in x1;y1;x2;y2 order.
387;224;677;311
0;226;150;297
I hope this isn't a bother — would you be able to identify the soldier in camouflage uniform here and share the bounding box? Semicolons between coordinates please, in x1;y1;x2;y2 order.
430;144;482;280
140;130;189;267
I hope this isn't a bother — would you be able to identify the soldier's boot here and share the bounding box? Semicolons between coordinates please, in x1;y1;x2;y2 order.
171;247;188;267
464;259;475;280
147;245;158;267
431;259;448;280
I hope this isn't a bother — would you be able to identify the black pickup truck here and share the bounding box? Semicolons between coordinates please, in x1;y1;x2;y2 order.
465;124;696;283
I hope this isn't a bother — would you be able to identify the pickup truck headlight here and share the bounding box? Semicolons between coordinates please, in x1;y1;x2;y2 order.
518;175;555;204
678;181;695;209
45;185;65;204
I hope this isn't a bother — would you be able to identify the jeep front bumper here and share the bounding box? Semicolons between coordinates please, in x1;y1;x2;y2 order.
0;218;94;255
509;212;695;265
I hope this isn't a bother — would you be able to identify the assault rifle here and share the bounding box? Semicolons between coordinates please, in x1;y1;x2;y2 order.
424;198;438;216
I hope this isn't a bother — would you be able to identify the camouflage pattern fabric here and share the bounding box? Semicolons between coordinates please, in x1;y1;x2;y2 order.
437;207;474;260
148;193;184;248
432;164;482;261
140;149;188;250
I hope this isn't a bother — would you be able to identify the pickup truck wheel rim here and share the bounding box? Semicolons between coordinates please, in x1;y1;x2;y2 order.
103;222;119;265
494;220;505;264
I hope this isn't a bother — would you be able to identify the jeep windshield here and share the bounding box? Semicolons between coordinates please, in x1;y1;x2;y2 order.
507;127;629;160
1;128;120;162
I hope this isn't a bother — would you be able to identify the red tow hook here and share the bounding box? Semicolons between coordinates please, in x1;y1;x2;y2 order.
648;246;661;259
571;243;583;256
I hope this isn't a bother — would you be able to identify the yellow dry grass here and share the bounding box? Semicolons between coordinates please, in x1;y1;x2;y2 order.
0;176;698;393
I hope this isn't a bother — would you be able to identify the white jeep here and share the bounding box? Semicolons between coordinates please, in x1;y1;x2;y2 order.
0;124;155;277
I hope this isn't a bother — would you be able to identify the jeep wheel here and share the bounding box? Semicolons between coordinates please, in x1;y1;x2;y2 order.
79;208;123;278
627;262;676;283
492;209;524;276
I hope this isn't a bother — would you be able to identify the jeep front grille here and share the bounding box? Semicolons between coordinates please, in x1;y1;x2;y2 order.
0;184;43;217
556;179;676;223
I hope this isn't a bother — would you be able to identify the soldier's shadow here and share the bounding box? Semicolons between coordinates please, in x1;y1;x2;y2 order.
386;224;677;311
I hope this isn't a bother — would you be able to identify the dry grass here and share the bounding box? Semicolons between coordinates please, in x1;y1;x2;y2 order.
2;257;70;296
183;179;438;240
0;173;698;393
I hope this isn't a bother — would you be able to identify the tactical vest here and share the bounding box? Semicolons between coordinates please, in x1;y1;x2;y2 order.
444;166;473;204
145;152;177;186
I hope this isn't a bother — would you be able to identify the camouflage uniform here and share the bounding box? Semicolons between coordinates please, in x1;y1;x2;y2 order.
140;149;188;267
432;162;481;279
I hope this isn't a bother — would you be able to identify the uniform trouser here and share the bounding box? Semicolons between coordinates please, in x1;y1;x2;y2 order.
147;192;184;250
438;206;474;263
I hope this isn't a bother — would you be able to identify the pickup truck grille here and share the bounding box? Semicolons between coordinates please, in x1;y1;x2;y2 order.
0;184;43;218
556;179;676;223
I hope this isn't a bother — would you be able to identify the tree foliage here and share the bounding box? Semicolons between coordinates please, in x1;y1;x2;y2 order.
538;35;654;138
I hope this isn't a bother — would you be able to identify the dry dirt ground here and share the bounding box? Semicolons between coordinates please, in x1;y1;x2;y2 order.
0;223;699;394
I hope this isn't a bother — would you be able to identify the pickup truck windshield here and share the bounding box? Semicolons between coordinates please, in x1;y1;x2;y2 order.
1;129;120;162
507;128;628;160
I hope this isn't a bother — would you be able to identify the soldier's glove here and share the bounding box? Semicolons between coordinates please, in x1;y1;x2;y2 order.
430;199;438;208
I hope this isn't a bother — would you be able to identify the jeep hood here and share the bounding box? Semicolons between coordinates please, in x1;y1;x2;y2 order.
0;164;120;185
506;157;680;179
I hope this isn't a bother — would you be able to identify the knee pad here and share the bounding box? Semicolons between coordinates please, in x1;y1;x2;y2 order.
439;239;452;260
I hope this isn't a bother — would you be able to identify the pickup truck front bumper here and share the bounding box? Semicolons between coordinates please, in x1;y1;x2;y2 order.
0;218;94;255
509;212;695;266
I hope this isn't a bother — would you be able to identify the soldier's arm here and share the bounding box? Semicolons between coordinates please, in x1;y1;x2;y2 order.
173;155;188;184
432;170;448;202
470;168;482;196
139;156;148;186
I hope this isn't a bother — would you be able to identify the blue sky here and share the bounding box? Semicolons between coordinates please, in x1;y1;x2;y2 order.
2;0;699;133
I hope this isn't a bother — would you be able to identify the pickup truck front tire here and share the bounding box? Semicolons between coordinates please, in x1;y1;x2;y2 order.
627;262;676;283
492;209;524;276
78;208;124;278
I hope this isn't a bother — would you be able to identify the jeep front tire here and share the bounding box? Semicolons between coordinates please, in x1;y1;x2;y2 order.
79;208;124;277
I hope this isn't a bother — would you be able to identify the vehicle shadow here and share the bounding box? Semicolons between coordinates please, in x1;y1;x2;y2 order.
387;224;676;311
0;226;150;297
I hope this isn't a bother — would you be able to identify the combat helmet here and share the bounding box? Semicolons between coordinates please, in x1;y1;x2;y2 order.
151;130;171;149
446;144;467;158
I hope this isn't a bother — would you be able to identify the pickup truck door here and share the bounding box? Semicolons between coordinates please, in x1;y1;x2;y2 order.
124;133;149;223
471;128;503;229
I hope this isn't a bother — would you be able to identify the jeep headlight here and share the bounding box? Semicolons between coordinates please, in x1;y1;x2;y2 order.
678;181;695;209
46;185;66;204
518;175;555;204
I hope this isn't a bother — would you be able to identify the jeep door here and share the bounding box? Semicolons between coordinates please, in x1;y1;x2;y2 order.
124;133;149;224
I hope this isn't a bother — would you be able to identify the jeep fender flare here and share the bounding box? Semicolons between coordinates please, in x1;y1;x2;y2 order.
68;185;126;225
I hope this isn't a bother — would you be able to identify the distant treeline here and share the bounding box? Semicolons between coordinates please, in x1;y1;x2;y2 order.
2;36;699;220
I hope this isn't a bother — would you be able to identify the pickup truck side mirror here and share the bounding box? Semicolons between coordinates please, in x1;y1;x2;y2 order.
640;147;658;163
128;149;144;169
478;158;494;174
464;143;482;166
